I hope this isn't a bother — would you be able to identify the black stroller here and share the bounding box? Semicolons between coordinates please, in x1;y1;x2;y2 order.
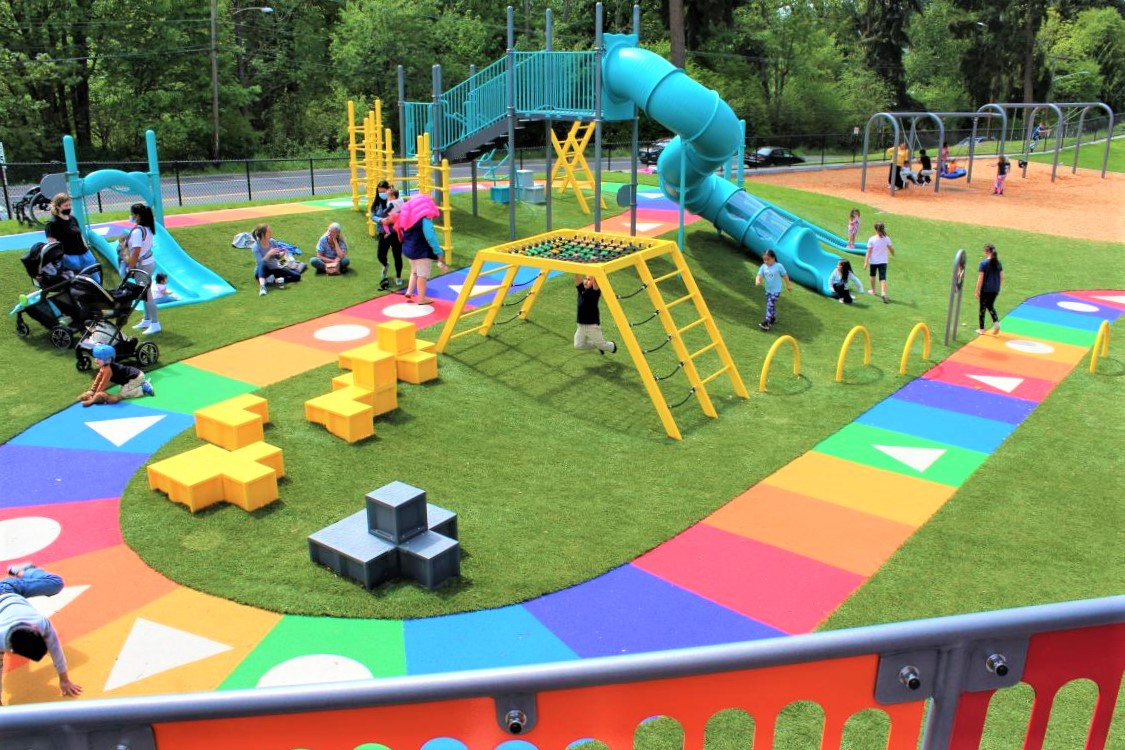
73;267;160;372
12;240;94;348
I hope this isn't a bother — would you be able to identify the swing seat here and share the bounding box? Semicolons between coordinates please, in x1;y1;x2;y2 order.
940;168;967;180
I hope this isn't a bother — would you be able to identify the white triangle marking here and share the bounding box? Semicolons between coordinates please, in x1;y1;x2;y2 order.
29;585;89;619
639;191;665;199
105;618;232;692
449;283;500;296
966;374;1024;394
634;222;663;232
1093;295;1125;305
873;445;946;473
85;415;165;447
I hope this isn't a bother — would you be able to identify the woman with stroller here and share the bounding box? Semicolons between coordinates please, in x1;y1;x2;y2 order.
252;223;305;296
124;203;161;335
44;193;100;283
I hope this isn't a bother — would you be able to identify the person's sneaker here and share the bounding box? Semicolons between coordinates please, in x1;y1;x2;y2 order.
882;295;889;304
132;319;151;330
7;562;32;576
758;321;771;331
838;298;845;304
609;341;617;354
379;278;390;291
395;278;404;288
993;322;1001;334
867;289;876;296
143;323;162;335
276;277;284;289
142;382;155;397
259;286;267;296
976;328;987;335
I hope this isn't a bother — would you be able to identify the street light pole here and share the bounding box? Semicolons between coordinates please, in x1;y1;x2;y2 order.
210;3;273;162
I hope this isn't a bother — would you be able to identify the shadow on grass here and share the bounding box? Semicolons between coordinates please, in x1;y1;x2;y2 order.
837;363;886;386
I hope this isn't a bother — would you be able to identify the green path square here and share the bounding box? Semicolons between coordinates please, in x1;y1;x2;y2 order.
220;615;406;690
815;422;989;487
1000;317;1097;348
145;363;258;415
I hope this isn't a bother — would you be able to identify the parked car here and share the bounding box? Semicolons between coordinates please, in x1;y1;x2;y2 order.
744;147;805;168
639;138;673;165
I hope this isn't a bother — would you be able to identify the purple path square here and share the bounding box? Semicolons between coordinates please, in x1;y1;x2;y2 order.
893;379;1036;425
524;564;785;658
1022;293;1124;322
0;443;148;508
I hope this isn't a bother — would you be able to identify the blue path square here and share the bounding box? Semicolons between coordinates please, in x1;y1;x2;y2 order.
857;399;1016;454
1007;304;1109;332
524;564;785;658
404;605;577;674
428;263;562;307
0;444;148;508
1021;293;1124;322
11;402;194;454
892;379;1036;425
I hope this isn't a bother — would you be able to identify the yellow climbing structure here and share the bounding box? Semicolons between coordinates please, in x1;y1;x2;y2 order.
436;230;748;440
551;122;606;215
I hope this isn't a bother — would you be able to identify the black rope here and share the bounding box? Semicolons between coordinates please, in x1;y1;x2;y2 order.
495;311;525;325
502;291;533;307
617;282;648;300
629;310;660;328
643;334;673;355
667;387;696;409
654;361;684;382
509;271;543;289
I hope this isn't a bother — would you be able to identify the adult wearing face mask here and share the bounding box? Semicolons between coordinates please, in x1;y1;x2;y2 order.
370;180;403;290
44;193;100;283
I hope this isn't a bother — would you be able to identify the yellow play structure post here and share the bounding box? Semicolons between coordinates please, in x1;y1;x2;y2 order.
836;325;872;382
551;122;606;215
1089;320;1111;373
899;322;931;375
759;335;801;392
436;230;748;440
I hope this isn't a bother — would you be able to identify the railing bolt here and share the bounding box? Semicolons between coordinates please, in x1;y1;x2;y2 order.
986;653;1009;676
505;709;528;734
899;665;922;690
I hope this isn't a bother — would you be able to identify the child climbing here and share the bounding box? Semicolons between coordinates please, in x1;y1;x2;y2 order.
975;243;1004;335
78;344;155;406
574;274;617;355
847;208;861;250
755;249;791;330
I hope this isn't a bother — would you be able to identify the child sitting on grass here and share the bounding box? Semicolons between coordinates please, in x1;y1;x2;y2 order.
78;344;154;406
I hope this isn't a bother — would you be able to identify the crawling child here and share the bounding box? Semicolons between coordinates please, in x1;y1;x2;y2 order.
78;344;155;406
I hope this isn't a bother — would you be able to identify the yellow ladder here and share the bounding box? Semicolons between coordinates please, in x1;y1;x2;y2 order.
550;122;606;215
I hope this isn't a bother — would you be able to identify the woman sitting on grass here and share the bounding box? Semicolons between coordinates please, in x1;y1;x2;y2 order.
252;223;305;296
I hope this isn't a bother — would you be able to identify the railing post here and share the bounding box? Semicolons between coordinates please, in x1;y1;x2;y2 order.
310;158;316;196
174;163;183;207
245;160;252;201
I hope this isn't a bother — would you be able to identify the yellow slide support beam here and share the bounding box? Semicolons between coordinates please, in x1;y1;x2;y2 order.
898;322;931;375
759;335;800;393
836;325;872;383
1089;320;1111;373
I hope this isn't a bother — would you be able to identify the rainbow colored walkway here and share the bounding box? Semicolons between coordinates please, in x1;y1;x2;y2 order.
2;197;1121;703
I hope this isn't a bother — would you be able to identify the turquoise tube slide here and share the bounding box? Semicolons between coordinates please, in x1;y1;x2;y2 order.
603;36;853;295
77;170;235;308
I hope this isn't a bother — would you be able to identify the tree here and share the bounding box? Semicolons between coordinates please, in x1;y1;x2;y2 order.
854;0;923;108
904;0;971;110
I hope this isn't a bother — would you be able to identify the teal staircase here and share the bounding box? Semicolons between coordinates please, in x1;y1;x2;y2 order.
402;51;600;160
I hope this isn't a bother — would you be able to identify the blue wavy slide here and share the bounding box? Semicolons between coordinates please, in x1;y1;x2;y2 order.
76;169;235;309
603;35;858;295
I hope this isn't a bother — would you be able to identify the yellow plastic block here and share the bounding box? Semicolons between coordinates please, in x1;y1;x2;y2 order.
146;443;282;513
193;394;270;450
372;386;398;416
330;376;397;415
377;319;418;355
350;347;398;390
396;350;438;384
305;392;375;443
416;338;436;353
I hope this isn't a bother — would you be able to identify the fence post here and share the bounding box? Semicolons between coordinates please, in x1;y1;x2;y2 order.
97;191;103;214
245;160;252;201
310;158;316;196
175;164;183;207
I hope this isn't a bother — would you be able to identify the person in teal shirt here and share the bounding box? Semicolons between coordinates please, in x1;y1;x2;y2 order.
755;249;791;330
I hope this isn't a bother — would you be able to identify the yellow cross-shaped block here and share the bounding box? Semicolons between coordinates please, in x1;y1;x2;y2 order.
146;441;284;513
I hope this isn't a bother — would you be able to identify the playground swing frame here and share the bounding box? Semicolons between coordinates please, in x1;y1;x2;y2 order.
977;102;1114;181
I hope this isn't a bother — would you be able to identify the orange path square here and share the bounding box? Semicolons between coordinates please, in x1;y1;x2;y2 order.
704;484;917;577
945;345;1073;381
266;312;378;354
763;452;955;527
184;337;337;387
966;332;1089;365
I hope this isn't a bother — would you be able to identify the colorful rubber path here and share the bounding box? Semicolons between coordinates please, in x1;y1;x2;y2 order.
2;193;1121;704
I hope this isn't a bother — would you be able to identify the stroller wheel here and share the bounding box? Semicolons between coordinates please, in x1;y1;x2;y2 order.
75;351;92;372
49;326;74;350
136;341;160;367
15;315;30;338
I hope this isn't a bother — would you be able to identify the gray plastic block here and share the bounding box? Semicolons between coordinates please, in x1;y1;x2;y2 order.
517;185;547;204
398;531;461;590
426;503;458;540
366;481;427;543
308;511;399;589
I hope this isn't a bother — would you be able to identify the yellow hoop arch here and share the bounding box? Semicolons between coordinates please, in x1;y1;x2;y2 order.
1090;320;1111;373
899;322;932;375
759;335;801;392
836;325;872;383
